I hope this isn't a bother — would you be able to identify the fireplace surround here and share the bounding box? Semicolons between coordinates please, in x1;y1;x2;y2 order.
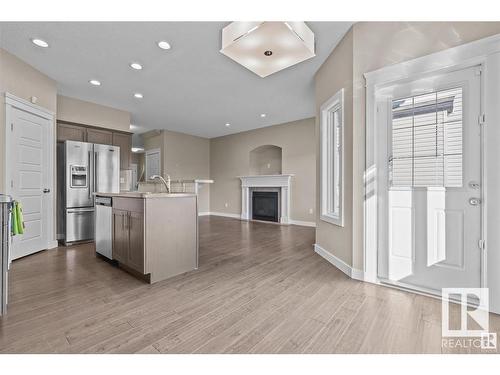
239;174;293;224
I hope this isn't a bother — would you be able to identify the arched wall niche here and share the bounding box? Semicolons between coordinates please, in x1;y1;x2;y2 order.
249;145;283;175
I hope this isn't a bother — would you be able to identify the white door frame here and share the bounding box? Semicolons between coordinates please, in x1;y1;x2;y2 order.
4;92;56;251
364;34;500;313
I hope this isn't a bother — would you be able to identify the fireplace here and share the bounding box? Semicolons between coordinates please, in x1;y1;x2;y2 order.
252;191;279;222
239;175;293;224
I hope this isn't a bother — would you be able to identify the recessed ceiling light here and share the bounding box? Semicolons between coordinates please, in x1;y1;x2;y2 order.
130;62;143;70
225;123;231;127
260;113;266;118
134;93;144;99
158;41;171;50
89;79;101;86
31;38;49;48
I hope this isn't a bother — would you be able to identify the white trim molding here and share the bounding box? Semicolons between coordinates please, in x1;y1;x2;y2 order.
202;212;315;227
239;174;294;224
207;212;242;219
314;244;363;280
320;88;344;227
289;220;316;228
4;92;56;256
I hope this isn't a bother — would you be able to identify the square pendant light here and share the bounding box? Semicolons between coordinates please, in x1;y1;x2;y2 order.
220;22;315;78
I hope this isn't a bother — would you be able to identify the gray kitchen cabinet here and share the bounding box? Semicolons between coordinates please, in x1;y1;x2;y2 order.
109;194;197;283
112;198;145;274
112;208;129;264
86;128;113;145
57;123;86;142
127;211;144;273
57;122;132;170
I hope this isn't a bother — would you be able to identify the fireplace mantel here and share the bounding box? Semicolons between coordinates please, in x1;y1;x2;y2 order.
238;174;294;224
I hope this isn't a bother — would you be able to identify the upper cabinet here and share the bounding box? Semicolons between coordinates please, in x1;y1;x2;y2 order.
57;121;132;170
86;128;113;145
112;132;132;170
57;123;86;142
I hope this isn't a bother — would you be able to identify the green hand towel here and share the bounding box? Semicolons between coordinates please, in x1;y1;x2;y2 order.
16;201;24;235
11;202;19;235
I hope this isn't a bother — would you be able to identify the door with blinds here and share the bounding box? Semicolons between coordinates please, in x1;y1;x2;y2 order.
376;65;482;293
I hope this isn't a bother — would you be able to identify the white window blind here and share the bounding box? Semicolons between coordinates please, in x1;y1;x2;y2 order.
390;87;463;188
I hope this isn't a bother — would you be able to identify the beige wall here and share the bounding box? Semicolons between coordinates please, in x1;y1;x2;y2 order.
0;48;58;239
314;29;354;265
249;145;283;175
142;129;211;213
57;95;130;132
315;22;500;269
210;117;316;223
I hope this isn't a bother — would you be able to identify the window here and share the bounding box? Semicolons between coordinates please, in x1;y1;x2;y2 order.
320;88;344;226
390;87;463;188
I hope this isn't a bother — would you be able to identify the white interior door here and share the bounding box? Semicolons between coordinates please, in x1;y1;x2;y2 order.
377;65;482;293
145;148;161;180
7;99;53;259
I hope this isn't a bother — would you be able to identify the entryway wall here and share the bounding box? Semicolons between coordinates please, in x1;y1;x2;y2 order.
314;22;500;275
0;48;58;244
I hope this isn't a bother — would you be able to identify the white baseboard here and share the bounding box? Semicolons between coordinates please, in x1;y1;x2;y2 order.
47;240;59;249
207;212;242;219
203;212;316;227
289;219;316;228
314;243;364;280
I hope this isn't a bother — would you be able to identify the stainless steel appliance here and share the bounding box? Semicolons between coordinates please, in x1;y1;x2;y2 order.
1;194;12;316
95;195;113;259
59;141;119;244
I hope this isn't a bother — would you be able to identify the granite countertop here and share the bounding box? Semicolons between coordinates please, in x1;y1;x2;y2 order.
94;192;196;199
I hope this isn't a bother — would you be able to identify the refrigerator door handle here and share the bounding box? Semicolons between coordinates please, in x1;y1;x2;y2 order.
88;151;92;200
94;151;98;194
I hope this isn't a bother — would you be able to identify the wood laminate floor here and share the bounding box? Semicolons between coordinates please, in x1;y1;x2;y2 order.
1;216;499;354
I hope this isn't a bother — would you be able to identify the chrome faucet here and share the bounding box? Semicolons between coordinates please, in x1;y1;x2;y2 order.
150;175;171;193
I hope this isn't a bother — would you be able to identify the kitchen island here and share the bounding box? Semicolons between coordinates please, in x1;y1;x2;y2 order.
95;192;198;283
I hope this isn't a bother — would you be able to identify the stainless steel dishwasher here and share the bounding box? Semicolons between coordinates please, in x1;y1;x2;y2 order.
95;195;113;260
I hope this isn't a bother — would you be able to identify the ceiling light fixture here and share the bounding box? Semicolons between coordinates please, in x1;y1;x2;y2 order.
157;41;171;50
220;22;315;78
225;123;231;127
130;62;143;70
89;79;101;86
260;113;266;118
134;93;144;99
31;38;49;48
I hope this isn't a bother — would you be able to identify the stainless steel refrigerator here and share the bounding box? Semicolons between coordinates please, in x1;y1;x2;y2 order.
59;141;119;245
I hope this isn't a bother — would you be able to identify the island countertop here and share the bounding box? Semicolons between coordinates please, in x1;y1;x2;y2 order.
94;191;197;199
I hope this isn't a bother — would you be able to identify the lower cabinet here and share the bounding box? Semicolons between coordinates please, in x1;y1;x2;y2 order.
112;205;144;274
112;209;128;264
127;211;144;272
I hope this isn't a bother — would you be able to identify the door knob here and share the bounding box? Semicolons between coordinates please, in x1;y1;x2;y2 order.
469;197;481;206
43;188;50;193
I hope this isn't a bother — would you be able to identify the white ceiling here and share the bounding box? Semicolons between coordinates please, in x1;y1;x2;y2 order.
0;22;352;138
